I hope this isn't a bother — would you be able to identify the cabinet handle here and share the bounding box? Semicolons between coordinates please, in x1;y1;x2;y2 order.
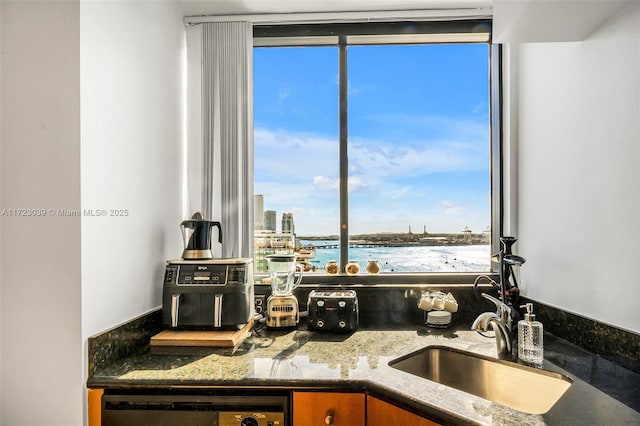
324;414;334;425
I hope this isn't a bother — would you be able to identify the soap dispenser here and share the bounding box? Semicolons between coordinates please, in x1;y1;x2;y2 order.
518;303;544;365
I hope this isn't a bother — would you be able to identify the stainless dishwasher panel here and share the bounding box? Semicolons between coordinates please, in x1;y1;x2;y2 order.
102;392;289;426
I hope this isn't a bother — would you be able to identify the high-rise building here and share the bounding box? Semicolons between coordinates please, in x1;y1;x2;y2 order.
282;212;295;234
254;194;264;230
264;210;276;231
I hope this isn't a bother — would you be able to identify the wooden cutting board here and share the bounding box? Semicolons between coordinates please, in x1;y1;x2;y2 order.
150;319;253;348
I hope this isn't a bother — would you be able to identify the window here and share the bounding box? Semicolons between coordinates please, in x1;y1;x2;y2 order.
253;22;499;282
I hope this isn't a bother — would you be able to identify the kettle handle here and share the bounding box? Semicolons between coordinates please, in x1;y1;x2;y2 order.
211;221;222;244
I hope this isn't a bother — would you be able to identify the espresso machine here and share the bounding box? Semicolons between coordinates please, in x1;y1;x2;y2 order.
265;254;303;328
162;213;254;330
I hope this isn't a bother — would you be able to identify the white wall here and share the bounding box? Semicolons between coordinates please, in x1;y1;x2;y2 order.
0;3;3;421
515;2;640;334
493;0;632;43
0;0;184;424
0;1;83;425
80;1;184;338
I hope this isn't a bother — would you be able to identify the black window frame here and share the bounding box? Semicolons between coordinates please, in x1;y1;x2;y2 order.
253;20;502;286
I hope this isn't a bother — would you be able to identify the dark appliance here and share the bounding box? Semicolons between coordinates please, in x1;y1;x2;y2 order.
162;258;254;329
180;212;222;260
307;290;359;333
101;389;289;426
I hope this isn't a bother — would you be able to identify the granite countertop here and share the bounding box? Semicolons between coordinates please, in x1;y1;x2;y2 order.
88;321;640;426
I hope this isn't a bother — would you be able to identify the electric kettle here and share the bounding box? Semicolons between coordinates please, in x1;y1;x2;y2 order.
180;212;222;260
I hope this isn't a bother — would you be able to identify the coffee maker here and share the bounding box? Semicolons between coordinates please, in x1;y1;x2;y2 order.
162;213;254;330
265;254;303;328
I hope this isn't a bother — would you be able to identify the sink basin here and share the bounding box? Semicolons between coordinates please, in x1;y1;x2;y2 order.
389;345;573;414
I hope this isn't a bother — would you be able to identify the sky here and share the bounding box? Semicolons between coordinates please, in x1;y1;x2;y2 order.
254;43;490;236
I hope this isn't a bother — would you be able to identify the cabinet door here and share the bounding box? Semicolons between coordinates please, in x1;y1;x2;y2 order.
88;388;103;426
366;396;440;426
293;392;365;426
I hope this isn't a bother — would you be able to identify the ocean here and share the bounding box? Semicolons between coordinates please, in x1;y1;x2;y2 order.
299;240;491;273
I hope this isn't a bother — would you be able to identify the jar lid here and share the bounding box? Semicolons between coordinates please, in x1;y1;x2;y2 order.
265;254;297;262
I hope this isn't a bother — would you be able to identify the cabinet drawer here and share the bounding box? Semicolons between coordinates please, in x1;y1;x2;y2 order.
293;392;365;426
366;396;440;426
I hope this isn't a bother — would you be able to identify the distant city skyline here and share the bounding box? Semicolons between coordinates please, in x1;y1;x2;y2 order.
254;193;486;237
254;194;297;234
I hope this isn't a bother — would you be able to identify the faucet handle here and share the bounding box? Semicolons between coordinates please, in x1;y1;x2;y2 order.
481;293;512;324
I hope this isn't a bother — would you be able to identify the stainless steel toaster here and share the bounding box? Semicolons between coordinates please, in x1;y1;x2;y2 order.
307;290;359;333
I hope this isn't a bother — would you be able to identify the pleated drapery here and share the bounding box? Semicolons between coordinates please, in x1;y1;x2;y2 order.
201;21;253;258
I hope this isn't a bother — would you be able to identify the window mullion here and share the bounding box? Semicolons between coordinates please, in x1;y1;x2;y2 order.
491;43;503;273
339;36;349;273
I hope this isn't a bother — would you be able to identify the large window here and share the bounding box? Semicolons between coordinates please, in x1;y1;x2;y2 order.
253;22;499;281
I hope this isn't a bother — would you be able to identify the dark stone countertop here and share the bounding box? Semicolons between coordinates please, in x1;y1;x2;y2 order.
88;320;640;426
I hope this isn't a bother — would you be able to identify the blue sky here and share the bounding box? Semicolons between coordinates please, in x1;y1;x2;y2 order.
254;43;490;236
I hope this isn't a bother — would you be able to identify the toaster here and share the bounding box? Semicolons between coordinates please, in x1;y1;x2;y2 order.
307;290;359;333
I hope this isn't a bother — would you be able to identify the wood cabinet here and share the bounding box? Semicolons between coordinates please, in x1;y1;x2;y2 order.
293;391;365;426
87;388;103;426
366;396;440;426
89;389;440;426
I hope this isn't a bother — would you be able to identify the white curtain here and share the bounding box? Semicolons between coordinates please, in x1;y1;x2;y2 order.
200;21;254;258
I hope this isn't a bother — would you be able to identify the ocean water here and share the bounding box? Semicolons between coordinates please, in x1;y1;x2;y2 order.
299;240;491;273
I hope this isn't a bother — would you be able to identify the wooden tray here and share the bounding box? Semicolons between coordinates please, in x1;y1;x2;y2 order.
150;319;253;348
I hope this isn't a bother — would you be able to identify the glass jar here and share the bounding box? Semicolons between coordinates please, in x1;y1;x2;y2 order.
325;260;339;275
366;260;380;275
345;260;360;275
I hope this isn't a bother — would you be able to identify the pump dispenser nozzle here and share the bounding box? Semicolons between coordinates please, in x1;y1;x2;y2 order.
520;303;536;322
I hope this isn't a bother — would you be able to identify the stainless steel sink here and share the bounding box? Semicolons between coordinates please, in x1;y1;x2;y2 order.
389;345;573;414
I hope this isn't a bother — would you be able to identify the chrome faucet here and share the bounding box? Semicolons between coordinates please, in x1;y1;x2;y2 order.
472;293;515;360
471;236;526;360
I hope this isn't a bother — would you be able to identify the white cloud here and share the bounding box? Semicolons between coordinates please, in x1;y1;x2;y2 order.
313;175;337;191
255;120;487;187
254;128;338;182
254;124;489;234
349;137;487;179
438;200;464;215
348;177;369;192
348;81;362;96
313;175;369;192
278;87;290;102
385;186;413;200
